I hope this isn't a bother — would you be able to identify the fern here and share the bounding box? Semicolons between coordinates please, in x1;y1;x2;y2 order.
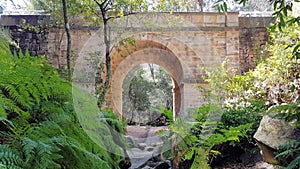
97;110;126;134
270;96;300;128
51;135;111;169
0;34;127;169
276;139;300;168
21;137;62;169
161;104;254;168
152;104;173;123
0;51;71;122
0;137;61;169
190;148;210;169
287;155;300;169
29;116;121;169
0;144;23;169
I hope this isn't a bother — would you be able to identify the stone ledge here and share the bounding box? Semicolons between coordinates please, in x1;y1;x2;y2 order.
239;17;273;28
0;15;49;26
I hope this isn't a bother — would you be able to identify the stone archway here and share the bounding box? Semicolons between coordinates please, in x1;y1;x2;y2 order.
111;47;184;119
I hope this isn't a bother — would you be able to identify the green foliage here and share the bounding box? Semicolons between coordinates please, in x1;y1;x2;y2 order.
152;105;173;123
0;50;70;122
27;118;115;169
98;110;127;134
153;66;173;109
22;137;61;169
198;61;231;104
127;64;173;111
0;144;23;169
129;68;153;111
0;136;61;169
199;15;299;123
195;3;299;168
0;27;13;56
0;31;127;169
215;0;300;57
123;64;173;124
270;96;300;128
160;104;253;168
275;139;300;169
217;108;262;152
221;108;262;132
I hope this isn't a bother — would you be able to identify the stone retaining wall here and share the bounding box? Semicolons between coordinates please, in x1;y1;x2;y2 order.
0;15;48;56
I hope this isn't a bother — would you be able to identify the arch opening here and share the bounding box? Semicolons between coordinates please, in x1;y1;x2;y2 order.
111;47;184;121
122;63;175;126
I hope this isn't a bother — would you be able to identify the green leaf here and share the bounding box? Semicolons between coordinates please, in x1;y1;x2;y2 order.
223;2;227;12
0;107;7;119
283;8;287;16
184;148;194;160
292;45;300;59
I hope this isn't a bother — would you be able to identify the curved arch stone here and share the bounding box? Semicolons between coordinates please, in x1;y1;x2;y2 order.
111;47;183;118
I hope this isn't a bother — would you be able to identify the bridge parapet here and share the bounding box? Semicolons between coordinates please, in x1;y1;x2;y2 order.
174;12;239;27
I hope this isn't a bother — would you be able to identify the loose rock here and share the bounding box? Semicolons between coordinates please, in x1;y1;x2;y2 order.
254;115;300;163
254;115;300;150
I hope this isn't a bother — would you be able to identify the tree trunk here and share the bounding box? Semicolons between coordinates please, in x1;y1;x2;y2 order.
148;63;155;82
172;134;180;169
62;0;71;80
96;17;111;107
94;0;111;108
198;0;203;12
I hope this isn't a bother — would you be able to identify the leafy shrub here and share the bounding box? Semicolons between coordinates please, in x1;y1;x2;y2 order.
270;96;300;128
220;107;262;144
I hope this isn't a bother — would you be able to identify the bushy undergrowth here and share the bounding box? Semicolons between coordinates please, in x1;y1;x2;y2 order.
275;139;300;169
159;104;257;169
0;29;127;169
161;14;299;168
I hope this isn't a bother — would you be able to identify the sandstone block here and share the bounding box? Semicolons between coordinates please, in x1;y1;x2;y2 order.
254;115;299;150
254;115;300;163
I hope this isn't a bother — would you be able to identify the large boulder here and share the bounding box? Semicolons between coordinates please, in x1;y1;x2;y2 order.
254;115;300;163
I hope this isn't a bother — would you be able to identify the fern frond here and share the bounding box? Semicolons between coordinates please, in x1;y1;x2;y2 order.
287;155;300;169
0;85;27;116
190;148;210;169
276;148;300;160
4;85;23;106
22;137;62;169
0;144;23;169
183;148;195;160
25;82;40;105
0;107;6;119
97;111;126;134
51;135;112;169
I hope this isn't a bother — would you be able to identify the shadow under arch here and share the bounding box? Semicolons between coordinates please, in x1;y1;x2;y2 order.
111;47;184;120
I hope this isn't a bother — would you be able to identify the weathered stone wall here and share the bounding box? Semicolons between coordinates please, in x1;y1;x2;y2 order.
9;26;48;56
0;15;48;56
239;17;272;73
47;29;92;69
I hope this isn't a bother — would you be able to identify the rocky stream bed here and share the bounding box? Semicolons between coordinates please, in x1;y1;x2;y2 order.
125;126;282;169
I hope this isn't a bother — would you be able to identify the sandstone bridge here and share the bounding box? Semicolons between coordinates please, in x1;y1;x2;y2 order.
0;12;272;120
